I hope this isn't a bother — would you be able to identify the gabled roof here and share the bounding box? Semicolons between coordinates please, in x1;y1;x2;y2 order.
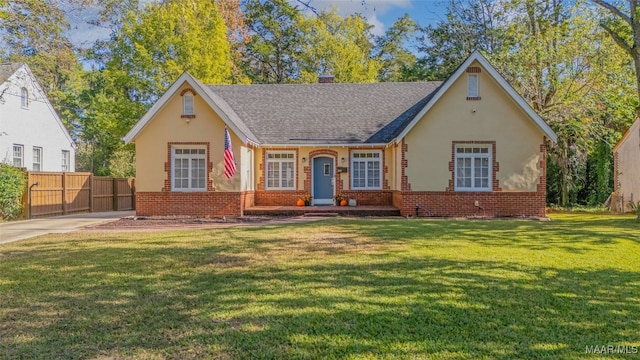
124;72;259;145
207;81;441;145
0;63;24;83
395;50;557;143
613;117;639;152
125;51;557;146
0;63;75;147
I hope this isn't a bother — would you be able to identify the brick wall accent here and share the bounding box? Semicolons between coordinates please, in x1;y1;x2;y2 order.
255;190;308;206
340;190;393;206
393;191;546;217
163;142;213;192
400;140;411;191
447;141;500;192
136;191;245;217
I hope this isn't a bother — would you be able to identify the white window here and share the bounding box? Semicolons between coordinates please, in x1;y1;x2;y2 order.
351;151;382;189
183;92;194;115
20;87;28;108
61;150;70;172
13;145;23;167
455;145;491;191
33;147;42;171
468;74;479;98
265;152;295;190
172;147;207;191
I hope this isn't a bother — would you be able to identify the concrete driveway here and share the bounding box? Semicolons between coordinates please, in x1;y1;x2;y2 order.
0;211;135;244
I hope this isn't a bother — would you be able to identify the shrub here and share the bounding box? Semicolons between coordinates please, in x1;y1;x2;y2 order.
0;163;27;220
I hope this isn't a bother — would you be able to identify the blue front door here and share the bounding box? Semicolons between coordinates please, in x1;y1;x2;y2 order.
313;157;334;205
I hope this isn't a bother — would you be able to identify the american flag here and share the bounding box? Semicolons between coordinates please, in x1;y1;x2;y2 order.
224;127;237;178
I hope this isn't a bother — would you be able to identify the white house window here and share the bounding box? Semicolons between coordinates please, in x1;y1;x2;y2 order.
13;145;23;167
265;152;295;190
172;147;207;191
183;91;195;115
33;147;42;171
20;87;28;108
61;150;70;171
351;151;381;189
455;145;491;191
467;74;479;98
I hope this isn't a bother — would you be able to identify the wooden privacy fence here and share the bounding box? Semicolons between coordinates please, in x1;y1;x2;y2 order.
24;172;135;218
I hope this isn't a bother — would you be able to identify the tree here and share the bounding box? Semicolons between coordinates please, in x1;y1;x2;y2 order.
498;0;635;206
416;0;509;80
374;14;419;82
108;0;232;103
592;0;640;105
243;0;304;83
296;8;380;83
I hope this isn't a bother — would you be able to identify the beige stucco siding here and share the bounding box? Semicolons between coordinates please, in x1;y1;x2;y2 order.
133;83;244;192
404;61;546;192
616;119;640;208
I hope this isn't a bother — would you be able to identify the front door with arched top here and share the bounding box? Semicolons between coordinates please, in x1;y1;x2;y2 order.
312;156;334;205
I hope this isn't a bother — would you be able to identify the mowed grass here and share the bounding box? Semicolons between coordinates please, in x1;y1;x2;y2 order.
0;214;639;359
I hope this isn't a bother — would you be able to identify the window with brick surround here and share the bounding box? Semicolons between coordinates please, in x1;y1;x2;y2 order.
455;145;491;191
265;152;295;190
351;151;382;189
172;147;206;191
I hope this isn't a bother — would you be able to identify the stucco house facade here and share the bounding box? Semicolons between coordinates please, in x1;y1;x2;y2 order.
124;51;557;217
612;118;640;212
0;63;75;172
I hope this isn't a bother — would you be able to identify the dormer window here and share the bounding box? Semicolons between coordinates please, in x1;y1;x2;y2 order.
20;87;29;108
182;89;195;117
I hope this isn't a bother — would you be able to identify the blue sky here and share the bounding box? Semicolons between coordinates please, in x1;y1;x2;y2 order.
65;0;448;49
304;0;448;35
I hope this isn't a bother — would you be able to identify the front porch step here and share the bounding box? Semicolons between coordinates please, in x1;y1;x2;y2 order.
244;205;401;217
303;212;339;217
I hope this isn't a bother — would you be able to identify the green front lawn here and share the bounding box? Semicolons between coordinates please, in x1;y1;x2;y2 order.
1;214;639;359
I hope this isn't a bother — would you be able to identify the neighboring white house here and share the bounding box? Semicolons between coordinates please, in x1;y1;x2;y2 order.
0;63;75;171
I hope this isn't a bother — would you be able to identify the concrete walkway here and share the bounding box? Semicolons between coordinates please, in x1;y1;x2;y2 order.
0;211;135;244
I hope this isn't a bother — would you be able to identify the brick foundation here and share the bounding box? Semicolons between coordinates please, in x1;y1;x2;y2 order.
255;190;308;206
340;190;393;206
136;192;247;217
393;191;546;217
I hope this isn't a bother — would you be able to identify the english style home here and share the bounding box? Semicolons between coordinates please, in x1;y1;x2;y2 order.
124;51;557;217
0;63;75;171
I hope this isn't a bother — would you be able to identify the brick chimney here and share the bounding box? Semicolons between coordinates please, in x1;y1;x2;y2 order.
318;74;334;83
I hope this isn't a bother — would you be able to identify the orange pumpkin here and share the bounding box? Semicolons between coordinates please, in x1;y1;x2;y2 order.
296;199;305;207
340;199;348;206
